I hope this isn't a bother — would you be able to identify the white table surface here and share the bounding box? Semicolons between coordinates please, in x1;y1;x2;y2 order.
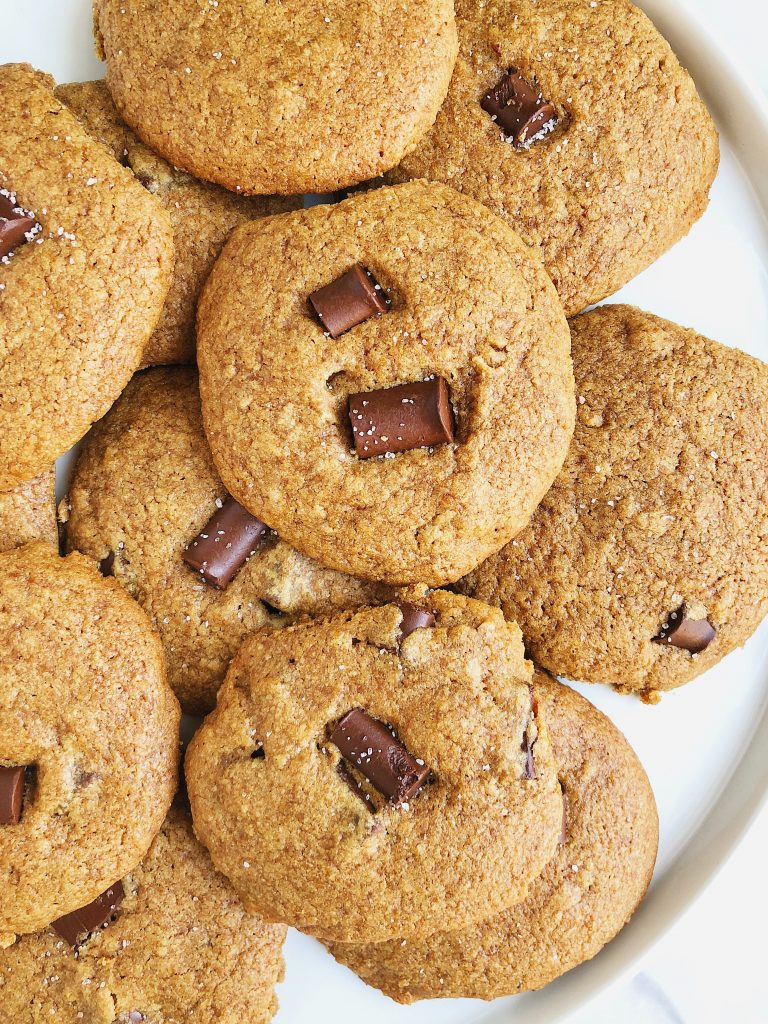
570;3;768;1022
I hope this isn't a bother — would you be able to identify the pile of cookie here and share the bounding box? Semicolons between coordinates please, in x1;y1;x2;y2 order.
1;0;766;1020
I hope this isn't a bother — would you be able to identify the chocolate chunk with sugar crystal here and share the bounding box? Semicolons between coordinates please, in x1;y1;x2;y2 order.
309;263;388;337
653;606;716;654
396;601;435;639
348;377;455;458
53;880;125;947
0;766;26;825
184;497;267;589
0;190;39;261
481;70;558;148
329;708;430;807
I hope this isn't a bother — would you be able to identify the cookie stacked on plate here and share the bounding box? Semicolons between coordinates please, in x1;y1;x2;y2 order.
1;0;767;1018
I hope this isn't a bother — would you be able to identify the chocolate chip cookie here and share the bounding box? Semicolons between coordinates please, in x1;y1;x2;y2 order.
185;592;564;943
0;804;286;1024
197;181;575;586
0;64;173;489
0;470;56;552
56;80;300;367
329;670;658;1000
388;0;719;316
93;0;458;195
462;305;768;698
64;367;392;714
0;543;180;943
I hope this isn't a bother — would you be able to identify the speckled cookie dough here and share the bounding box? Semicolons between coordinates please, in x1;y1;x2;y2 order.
388;0;719;316
0;543;180;942
462;305;768;698
197;181;575;587
93;0;458;195
64;367;393;715
185;592;564;943
0;64;174;489
0;470;56;552
56;79;300;367
0;804;286;1024
329;671;658;1001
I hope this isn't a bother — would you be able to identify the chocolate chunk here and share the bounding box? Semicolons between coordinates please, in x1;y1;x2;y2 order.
0;190;40;261
654;606;716;654
98;551;115;577
348;377;455;459
183;497;267;589
329;708;430;807
336;760;375;813
52;880;125;948
309;264;389;338
481;70;558;148
396;601;435;639
0;766;26;825
521;729;537;779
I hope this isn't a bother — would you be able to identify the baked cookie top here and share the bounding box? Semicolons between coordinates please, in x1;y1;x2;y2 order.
197;181;575;586
389;0;719;316
0;65;173;489
0;543;179;942
56;80;299;367
329;671;658;1000
93;0;458;195
185;592;564;944
463;305;768;698
65;367;391;715
0;470;56;553
0;805;286;1024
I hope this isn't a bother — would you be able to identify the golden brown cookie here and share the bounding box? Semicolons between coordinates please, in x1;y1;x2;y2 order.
93;0;458;195
0;804;286;1024
0;543;180;943
64;367;392;715
0;64;173;489
462;305;768;698
197;181;575;586
329;671;658;1000
185;593;564;943
389;0;719;316
0;470;56;552
55;80;300;367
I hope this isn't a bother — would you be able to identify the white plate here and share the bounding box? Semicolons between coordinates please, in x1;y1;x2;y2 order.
3;2;768;1022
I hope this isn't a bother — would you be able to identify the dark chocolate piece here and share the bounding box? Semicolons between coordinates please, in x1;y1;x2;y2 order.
52;880;125;948
329;708;430;807
183;497;267;589
0;766;25;825
481;70;558;148
336;760;375;813
521;729;537;779
98;551;115;577
396;601;436;639
653;606;716;654
348;377;455;459
309;263;388;338
0;190;39;261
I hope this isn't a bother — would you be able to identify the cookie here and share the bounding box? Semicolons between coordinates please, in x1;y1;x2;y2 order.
93;0;458;195
0;65;174;489
185;592;564;943
56;80;300;367
64;367;393;715
388;0;719;316
462;305;768;698
0;543;180;943
197;181;575;586
0;804;286;1024
0;470;56;552
329;670;658;1001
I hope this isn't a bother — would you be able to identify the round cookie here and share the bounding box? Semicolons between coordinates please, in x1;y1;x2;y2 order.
0;65;173;489
55;80;301;367
0;543;180;942
462;305;768;698
0;804;286;1024
329;671;658;1001
185;592;565;943
64;367;393;715
197;181;575;586
388;0;719;316
93;0;458;195
0;469;56;553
